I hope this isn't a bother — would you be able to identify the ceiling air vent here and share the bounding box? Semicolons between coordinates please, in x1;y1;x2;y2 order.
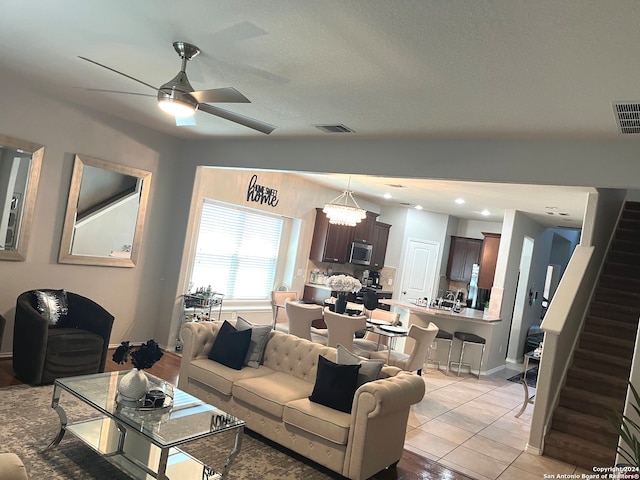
315;124;355;133
613;102;640;134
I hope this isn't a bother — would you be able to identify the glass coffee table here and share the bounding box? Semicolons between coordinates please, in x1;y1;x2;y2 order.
45;371;245;479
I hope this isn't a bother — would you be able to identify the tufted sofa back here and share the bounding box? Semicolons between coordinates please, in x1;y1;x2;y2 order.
262;330;336;383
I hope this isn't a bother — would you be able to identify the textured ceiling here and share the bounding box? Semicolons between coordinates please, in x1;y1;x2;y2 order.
0;1;625;225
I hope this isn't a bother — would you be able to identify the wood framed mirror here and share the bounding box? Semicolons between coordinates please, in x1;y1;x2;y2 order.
58;154;151;267
0;134;44;261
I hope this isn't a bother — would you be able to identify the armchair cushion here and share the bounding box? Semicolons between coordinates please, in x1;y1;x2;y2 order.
309;355;360;413
208;320;252;370
32;289;70;326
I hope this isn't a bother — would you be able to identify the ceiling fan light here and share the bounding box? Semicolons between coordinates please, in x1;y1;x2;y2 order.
158;98;196;117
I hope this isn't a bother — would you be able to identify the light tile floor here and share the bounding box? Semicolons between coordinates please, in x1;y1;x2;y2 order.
405;364;582;480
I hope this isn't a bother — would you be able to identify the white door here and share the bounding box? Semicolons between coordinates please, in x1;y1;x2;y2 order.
399;239;439;303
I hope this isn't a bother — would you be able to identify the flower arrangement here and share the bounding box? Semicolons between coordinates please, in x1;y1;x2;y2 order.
113;339;163;370
325;274;362;293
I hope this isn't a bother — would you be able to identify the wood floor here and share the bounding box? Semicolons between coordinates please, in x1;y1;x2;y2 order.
0;350;472;480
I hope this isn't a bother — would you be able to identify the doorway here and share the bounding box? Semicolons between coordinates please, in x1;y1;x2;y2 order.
506;236;535;362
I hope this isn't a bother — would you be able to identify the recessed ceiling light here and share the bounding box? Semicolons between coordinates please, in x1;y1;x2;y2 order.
415;205;423;210
455;198;465;204
383;193;392;199
481;209;490;216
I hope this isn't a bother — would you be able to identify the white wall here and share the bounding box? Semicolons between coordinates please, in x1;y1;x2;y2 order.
456;219;503;239
0;71;181;353
487;210;556;369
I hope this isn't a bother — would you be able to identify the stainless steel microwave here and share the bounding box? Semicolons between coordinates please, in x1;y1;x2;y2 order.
349;242;373;266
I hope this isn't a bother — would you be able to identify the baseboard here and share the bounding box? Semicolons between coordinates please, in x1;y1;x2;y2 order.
525;443;543;455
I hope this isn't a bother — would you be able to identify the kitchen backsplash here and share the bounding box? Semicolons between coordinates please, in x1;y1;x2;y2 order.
306;260;396;291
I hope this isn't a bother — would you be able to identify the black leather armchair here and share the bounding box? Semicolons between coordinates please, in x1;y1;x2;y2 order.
13;290;114;384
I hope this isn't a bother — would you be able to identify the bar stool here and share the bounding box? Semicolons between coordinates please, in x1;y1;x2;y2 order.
450;331;486;379
426;329;453;374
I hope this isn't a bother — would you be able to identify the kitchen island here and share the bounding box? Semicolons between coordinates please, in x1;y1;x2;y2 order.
379;299;502;376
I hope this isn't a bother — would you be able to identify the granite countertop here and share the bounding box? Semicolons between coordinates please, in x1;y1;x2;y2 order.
379;299;501;323
305;283;394;295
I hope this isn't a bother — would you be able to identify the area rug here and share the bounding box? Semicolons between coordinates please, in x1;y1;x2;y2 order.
0;384;475;480
506;366;538;388
0;384;342;479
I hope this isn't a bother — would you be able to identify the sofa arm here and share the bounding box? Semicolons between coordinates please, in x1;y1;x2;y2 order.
178;322;223;389
344;373;425;480
0;453;28;480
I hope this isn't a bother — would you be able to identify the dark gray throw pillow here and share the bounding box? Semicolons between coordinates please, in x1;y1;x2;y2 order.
235;316;272;368
208;320;252;370
32;289;69;326
336;344;385;387
309;355;360;413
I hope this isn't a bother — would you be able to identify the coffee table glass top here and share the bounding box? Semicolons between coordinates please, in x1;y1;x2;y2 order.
55;371;244;448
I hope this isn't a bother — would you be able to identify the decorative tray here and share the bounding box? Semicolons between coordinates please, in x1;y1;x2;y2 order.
378;325;408;334
116;394;174;412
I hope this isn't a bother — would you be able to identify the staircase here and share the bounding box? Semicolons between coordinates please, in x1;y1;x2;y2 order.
543;201;640;469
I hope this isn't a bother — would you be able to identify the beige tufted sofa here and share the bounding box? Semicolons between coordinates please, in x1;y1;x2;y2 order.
0;453;28;480
178;321;426;480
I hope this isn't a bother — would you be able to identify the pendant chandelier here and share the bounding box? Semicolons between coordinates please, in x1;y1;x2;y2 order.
323;178;367;226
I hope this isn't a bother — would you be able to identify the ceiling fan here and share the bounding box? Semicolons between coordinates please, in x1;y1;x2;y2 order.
79;42;276;134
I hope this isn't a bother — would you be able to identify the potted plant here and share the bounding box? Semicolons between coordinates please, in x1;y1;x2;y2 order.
325;275;362;314
613;382;640;467
113;339;163;401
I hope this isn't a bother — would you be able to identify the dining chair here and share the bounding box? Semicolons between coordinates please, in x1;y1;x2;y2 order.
369;322;439;375
323;307;367;353
284;300;326;344
354;309;400;352
271;290;298;331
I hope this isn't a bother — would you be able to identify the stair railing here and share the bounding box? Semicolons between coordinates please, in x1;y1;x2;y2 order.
527;189;627;454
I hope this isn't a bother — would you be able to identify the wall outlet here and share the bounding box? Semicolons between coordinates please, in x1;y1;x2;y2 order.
387;278;393;286
296;269;304;277
499;345;503;353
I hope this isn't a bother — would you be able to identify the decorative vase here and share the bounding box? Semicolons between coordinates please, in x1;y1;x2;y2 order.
335;292;348;314
118;369;149;401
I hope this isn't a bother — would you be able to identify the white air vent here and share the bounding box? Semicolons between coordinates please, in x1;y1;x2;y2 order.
613;102;640;134
315;124;355;133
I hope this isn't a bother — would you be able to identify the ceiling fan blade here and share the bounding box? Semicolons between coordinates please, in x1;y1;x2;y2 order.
190;87;251;104
198;104;276;134
78;56;159;92
176;116;197;127
83;88;156;98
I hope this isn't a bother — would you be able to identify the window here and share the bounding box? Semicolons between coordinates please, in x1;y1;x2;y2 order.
191;201;283;300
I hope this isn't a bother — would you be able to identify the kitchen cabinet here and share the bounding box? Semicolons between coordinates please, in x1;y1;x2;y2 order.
478;233;501;289
352;211;379;244
303;285;332;305
446;236;482;282
370;221;391;269
309;207;354;263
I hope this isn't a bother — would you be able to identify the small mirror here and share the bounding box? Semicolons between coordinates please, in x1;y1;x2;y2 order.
58;154;151;267
0;134;44;261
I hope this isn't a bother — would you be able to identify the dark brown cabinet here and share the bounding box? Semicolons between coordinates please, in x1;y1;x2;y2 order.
309;208;354;263
446;236;482;282
352;211;379;244
370;222;391;269
303;285;332;305
478;233;501;289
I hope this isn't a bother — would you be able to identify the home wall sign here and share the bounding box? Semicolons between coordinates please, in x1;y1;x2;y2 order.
246;174;279;207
